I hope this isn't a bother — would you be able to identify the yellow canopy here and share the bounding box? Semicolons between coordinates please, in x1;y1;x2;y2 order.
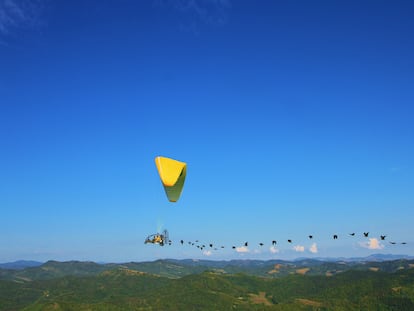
155;156;186;202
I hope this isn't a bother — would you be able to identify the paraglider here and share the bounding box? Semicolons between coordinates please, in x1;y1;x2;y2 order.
145;230;169;246
155;156;187;202
144;156;186;247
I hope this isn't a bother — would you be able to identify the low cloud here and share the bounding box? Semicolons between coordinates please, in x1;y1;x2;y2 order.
235;246;249;253
293;245;305;252
269;246;279;254
203;250;212;256
359;238;384;250
309;243;318;254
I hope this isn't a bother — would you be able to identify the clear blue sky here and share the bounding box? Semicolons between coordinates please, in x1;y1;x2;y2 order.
1;0;413;263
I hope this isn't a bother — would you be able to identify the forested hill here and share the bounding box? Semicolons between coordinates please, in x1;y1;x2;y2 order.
1;262;414;310
1;257;414;281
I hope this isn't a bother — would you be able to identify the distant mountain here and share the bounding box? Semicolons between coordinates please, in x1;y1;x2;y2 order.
1;257;414;282
306;254;414;262
0;260;43;270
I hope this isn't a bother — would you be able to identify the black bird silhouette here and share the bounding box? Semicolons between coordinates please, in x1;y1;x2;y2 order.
364;232;369;237
349;233;355;236
333;235;338;239
209;244;213;248
244;242;248;247
221;246;225;248
272;240;277;245
259;243;264;246
287;239;292;243
232;246;236;249
180;240;184;245
308;235;313;239
390;242;396;245
380;235;386;240
401;242;407;245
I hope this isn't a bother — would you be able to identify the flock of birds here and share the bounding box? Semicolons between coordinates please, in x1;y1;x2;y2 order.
159;232;408;251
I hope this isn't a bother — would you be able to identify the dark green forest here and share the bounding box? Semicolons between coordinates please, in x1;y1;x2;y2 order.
1;259;414;310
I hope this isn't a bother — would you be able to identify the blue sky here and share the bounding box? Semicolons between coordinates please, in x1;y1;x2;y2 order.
1;0;413;263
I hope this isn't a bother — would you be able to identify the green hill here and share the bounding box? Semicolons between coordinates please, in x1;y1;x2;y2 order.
2;258;414;282
1;263;414;310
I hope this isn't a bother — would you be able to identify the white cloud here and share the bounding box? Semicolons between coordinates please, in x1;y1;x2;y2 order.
359;238;384;250
309;243;318;254
235;246;249;253
203;250;212;256
293;245;305;252
0;0;43;36
154;0;230;34
269;246;279;254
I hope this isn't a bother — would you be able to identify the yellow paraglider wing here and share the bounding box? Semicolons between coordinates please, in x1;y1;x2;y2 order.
155;156;186;202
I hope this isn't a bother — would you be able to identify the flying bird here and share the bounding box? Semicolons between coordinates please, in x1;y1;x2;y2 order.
380;235;386;240
244;242;248;247
349;233;355;236
333;235;338;240
287;239;292;243
364;232;369;237
259;243;264;246
272;240;277;245
308;235;313;239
